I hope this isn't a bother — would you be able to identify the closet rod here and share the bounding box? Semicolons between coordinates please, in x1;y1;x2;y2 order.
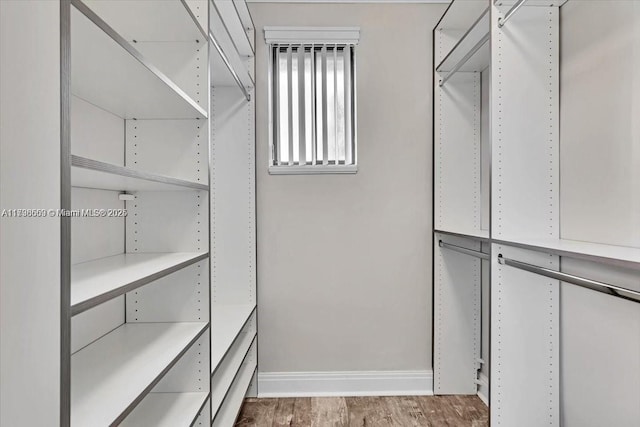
439;241;490;260
497;0;528;28
498;255;640;304
209;31;251;102
439;32;489;87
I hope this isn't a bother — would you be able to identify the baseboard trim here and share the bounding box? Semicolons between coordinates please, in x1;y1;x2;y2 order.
257;370;434;398
476;373;489;406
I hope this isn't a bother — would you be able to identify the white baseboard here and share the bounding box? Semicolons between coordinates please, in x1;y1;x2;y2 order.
476;373;489;406
257;370;433;398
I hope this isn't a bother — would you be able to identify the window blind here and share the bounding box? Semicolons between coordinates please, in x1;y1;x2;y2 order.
270;43;356;168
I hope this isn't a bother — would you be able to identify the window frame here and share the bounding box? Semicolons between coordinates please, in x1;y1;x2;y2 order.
265;27;359;175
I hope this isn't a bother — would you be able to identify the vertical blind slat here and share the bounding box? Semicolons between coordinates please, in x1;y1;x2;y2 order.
298;45;306;165
274;46;281;165
333;45;339;164
321;45;328;165
310;44;317;165
344;46;352;165
287;45;294;165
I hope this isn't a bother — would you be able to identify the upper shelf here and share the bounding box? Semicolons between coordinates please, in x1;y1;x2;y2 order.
213;0;254;57
71;322;208;426
210;0;254;99
81;0;206;42
494;237;640;272
71;155;209;192
435;0;488;36
436;7;490;85
71;0;207;119
233;0;256;51
71;252;209;316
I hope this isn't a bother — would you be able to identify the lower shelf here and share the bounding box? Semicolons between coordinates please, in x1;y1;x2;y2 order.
212;355;257;426
71;321;208;426
211;304;256;374
212;332;257;418
120;392;209;427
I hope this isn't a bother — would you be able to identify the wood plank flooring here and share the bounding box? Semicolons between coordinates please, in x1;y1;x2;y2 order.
235;396;488;427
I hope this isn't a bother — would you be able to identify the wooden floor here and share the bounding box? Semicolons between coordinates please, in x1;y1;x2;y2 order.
235;396;488;427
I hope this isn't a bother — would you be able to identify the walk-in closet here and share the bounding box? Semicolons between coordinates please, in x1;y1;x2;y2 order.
1;0;638;426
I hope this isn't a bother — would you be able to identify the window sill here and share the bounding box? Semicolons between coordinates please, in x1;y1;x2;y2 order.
268;165;358;175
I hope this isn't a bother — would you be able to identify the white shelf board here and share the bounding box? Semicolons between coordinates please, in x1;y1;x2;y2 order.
437;7;490;74
211;304;256;374
213;0;254;57
71;252;209;316
71;155;209;192
212;359;257;426
120;392;209;427
436;0;488;33
435;228;490;241
210;2;254;93
494;0;567;7
71;322;208;426
82;0;206;43
233;0;256;51
211;333;256;417
71;1;207;119
494;237;640;271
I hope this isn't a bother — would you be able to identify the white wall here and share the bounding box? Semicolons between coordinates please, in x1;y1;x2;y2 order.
251;2;446;386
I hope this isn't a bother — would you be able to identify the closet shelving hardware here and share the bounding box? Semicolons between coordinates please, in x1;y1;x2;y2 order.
120;392;210;427
71;322;208;426
496;0;527;27
439;240;490;260
213;0;255;57
71;252;209;316
211;305;257;374
437;7;490;86
70;0;208;120
71;155;209;192
498;255;640;303
210;31;252;102
212;335;258;420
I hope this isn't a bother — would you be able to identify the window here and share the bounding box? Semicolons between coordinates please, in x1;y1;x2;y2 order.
265;27;359;174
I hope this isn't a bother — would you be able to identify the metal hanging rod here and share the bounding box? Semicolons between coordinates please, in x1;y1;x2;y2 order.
439;241;490;260
498;255;640;304
498;0;528;28
439;32;490;87
209;31;251;102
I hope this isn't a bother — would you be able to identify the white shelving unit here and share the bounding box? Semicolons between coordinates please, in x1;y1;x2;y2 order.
208;0;258;424
433;0;491;403
434;1;640;426
68;0;214;425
